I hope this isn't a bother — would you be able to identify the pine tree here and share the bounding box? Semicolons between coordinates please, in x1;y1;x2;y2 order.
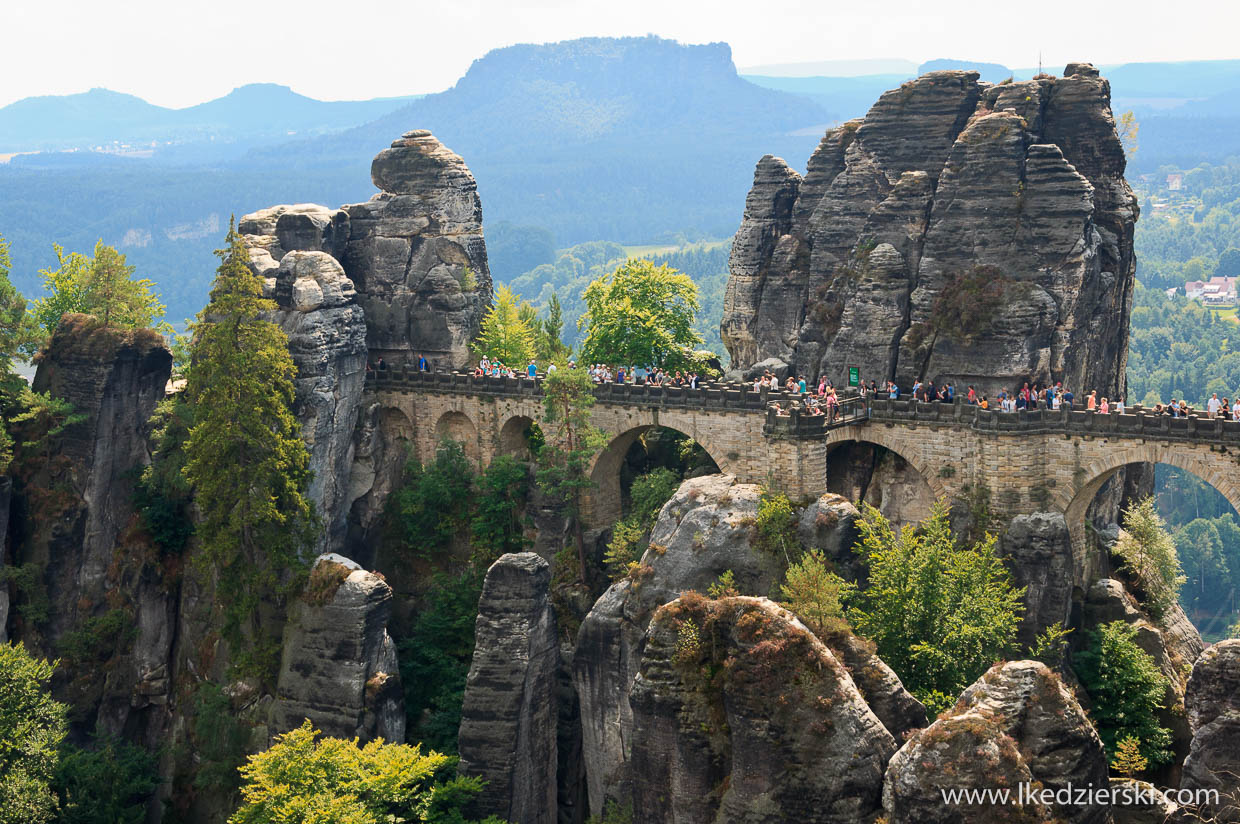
183;219;313;678
1111;735;1148;777
476;286;535;366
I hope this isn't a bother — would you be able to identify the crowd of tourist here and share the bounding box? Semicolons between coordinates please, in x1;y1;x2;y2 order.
400;355;1235;424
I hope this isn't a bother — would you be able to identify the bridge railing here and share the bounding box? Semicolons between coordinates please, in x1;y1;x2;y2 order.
366;367;822;414
865;396;1240;444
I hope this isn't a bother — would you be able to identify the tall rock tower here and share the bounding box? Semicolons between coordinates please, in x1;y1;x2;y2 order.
722;63;1137;400
238;130;493;554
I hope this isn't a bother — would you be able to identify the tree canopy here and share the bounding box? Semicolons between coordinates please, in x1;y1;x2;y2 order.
229;720;501;824
475;285;535;366
29;241;164;338
183;219;313;678
577;259;701;369
0;642;68;824
845;500;1026;715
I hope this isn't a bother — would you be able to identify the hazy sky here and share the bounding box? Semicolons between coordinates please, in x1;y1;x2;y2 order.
4;0;1237;108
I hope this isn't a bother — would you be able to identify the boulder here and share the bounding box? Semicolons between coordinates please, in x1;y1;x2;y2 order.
273;554;404;743
884;660;1109;824
1110;778;1184;824
631;594;895;823
1181;640;1240;818
458;552;559;824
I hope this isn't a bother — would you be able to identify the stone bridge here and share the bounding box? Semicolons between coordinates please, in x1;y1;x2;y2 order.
367;369;1240;575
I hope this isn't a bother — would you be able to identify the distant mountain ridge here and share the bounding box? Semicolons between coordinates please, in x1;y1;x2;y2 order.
0;84;417;152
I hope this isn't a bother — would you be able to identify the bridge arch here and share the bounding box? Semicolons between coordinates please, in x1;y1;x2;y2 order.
497;414;539;460
435;410;481;465
584;423;730;527
1058;444;1240;580
823;426;950;524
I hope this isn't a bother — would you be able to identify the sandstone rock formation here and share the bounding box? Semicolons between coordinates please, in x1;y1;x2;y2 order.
1182;640;1240;817
1000;511;1075;649
238;129;492;556
266;250;368;554
573;475;786;814
572;474;911;816
19;316;174;736
884;660;1109;824
723;64;1136;402
631;594;896;823
347;130;492;369
273;554;404;743
458;552;559;824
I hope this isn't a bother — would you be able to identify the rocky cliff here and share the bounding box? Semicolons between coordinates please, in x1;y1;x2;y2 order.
239;129;493;557
459;552;560;824
12;316;174;739
722;64;1137;399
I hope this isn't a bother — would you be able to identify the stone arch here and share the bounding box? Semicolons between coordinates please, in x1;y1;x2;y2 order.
584;424;730;527
1059;444;1240;578
823;427;949;530
435;410;481;465
498;414;538;460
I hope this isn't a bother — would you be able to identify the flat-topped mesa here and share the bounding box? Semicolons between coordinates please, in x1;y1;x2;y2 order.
722;63;1137;400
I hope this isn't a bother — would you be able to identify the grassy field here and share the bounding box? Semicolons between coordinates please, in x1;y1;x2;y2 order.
1209;306;1239;323
621;239;730;258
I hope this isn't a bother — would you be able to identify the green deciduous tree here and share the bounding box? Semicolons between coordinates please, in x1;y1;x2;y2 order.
0;234;37;369
0;642;68;824
385;440;475;559
229;720;501;824
1074;620;1174;766
183;220;314;677
1114;497;1186;618
52;734;159;824
577;259;701;369
537;363;606;583
10;387;88;474
846;500;1026;715
29;241;164;338
475;285;536;366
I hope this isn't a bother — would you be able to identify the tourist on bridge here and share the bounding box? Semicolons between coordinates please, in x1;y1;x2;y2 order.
527;359;537;379
418;354;428;372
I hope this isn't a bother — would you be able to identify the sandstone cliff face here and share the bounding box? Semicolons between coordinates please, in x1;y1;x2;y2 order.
1182;640;1240;817
238;129;492;556
723;64;1136;400
884;660;1109;824
573;475;788;815
346;130;493;369
266;250;368;555
631;594;896;823
458;552;559;824
273;554;404;743
18;317;174;737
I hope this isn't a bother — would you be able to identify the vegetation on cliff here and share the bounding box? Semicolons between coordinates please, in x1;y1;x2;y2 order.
845;501;1025;715
183;219;314;678
0;642;67;824
1073;620;1174;766
229;720;501;824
